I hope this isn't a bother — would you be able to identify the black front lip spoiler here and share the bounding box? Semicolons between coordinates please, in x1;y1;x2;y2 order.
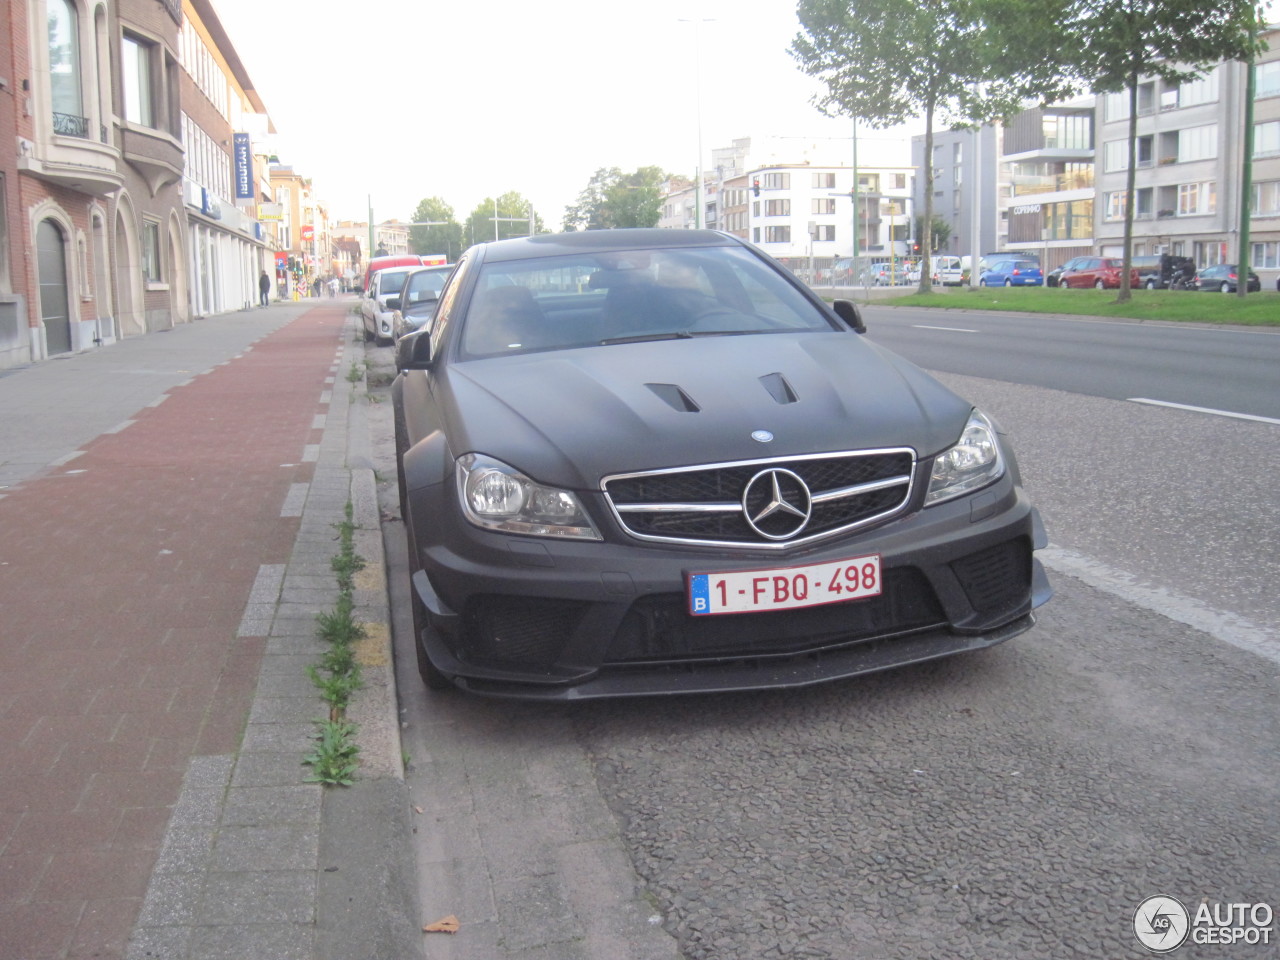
440;611;1037;702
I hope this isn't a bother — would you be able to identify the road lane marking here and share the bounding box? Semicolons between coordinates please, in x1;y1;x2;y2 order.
911;324;980;333
1128;398;1280;425
1040;545;1279;666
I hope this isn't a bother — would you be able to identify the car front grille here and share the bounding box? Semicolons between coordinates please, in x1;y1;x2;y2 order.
603;449;915;548
605;567;946;663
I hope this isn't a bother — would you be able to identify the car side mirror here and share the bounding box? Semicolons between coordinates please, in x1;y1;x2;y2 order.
395;329;433;371
832;299;867;334
386;296;401;311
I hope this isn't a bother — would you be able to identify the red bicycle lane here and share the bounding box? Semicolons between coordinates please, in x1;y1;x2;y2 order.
0;303;348;959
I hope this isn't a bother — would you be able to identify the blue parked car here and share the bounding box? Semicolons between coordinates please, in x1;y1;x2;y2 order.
979;258;1043;287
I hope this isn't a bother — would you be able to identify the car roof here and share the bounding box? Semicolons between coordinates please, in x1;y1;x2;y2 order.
476;229;745;264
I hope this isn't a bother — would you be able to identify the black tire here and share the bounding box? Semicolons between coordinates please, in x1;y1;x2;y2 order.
1220;282;1231;293
979;279;987;287
1145;279;1157;290
362;320;373;343
1094;279;1105;290
1004;279;1013;287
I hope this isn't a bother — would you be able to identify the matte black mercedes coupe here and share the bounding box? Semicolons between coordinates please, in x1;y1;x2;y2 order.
392;229;1051;699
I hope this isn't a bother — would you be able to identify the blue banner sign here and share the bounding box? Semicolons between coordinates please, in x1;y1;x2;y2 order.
233;133;253;200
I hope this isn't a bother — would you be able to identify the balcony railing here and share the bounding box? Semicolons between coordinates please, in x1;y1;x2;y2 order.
52;112;90;139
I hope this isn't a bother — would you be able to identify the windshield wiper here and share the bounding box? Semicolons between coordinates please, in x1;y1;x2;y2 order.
599;331;694;345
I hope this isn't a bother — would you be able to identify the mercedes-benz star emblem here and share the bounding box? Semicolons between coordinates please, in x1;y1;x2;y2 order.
751;430;774;443
742;468;812;540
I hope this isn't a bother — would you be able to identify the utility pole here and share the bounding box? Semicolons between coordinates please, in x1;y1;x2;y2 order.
1238;44;1257;298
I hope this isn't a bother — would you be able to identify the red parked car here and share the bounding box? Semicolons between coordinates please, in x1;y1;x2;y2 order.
1058;257;1141;289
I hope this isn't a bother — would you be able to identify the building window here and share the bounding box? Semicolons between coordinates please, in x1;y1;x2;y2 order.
812;172;835;189
49;0;85;134
142;220;162;281
1177;182;1215;216
764;199;790;217
759;172;790;190
1254;121;1280;158
1103;140;1129;172
1105;191;1126;221
1178;68;1219;108
123;34;155;127
858;174;880;193
1253;180;1280;216
894;173;906;190
812;224;835;241
1252;241;1280;269
1177;124;1217;163
1104;91;1129;122
764;226;791;243
0;174;9;293
752;227;760;243
1257;61;1280;99
812;198;835;215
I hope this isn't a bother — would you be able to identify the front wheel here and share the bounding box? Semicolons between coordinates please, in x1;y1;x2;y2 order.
1220;282;1231;293
1145;279;1157;290
979;279;987;287
1094;280;1106;290
1004;279;1013;287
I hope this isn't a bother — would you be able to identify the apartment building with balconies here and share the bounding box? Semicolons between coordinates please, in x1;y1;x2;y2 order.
1095;29;1280;286
1000;100;1096;270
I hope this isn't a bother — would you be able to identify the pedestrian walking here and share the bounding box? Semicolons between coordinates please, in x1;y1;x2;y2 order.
328;277;339;298
259;270;271;306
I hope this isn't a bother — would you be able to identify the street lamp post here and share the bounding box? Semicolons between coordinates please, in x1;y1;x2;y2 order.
680;16;715;230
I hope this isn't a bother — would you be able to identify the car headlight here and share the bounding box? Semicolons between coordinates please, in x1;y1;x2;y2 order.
456;454;601;540
924;411;1005;506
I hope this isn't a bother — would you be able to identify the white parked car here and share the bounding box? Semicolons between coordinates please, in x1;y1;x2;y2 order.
361;267;417;345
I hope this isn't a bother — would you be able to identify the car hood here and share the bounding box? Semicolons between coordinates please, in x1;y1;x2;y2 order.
438;332;972;490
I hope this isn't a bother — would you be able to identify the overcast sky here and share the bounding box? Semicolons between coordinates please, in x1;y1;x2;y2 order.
210;0;914;228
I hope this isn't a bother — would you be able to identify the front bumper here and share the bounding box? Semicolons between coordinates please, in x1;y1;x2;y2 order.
406;469;1052;700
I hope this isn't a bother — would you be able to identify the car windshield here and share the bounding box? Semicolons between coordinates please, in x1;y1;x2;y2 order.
460;245;833;358
379;269;413;292
402;269;449;304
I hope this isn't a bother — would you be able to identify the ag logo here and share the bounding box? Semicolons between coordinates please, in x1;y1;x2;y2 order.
1134;896;1190;953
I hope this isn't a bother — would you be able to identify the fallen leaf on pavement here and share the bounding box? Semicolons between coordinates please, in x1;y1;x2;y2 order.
424;915;460;934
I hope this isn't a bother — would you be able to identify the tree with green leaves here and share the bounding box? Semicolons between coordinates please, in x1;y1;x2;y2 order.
563;167;622;230
1063;0;1263;302
563;166;670;231
408;197;463;262
913;214;953;252
463;192;543;247
792;0;1072;292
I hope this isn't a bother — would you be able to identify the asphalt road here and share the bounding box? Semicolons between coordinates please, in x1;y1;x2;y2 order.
368;310;1280;959
860;305;1280;421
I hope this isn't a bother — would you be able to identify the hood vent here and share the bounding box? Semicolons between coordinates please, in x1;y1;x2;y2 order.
759;372;798;405
646;382;701;413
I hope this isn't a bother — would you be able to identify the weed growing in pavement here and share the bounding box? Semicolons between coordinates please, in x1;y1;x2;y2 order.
303;500;366;786
346;361;362;384
303;719;360;786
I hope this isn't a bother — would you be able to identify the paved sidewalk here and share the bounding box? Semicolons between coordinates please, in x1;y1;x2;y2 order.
0;301;417;959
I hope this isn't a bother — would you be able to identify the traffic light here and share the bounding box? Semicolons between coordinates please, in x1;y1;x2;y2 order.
911;242;921;254
752;178;760;198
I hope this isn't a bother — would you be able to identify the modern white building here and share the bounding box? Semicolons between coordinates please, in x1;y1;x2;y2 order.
662;136;916;271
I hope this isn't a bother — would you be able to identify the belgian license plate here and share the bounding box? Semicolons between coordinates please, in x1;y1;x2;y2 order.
687;554;882;616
